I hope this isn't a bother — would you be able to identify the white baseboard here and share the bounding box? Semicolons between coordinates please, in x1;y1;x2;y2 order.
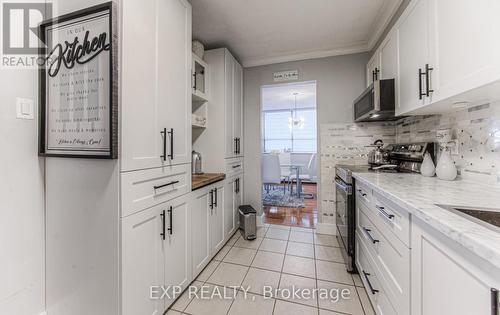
316;223;336;235
257;213;264;226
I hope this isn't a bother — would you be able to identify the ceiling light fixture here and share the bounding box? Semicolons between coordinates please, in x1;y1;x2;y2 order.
289;92;305;129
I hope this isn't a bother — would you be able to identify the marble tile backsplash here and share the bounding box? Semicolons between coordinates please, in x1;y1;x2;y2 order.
318;122;396;224
318;101;500;224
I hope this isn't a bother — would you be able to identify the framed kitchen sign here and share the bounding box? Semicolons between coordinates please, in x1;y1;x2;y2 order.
38;2;118;158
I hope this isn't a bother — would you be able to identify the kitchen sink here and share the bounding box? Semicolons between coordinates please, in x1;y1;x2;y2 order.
437;204;500;232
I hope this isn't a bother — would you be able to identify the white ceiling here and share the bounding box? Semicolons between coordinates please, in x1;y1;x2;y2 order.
191;0;402;67
262;82;317;111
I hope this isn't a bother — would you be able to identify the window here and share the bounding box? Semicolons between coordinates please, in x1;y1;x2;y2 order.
262;108;317;153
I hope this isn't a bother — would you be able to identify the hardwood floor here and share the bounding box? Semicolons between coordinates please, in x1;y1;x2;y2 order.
262;183;317;229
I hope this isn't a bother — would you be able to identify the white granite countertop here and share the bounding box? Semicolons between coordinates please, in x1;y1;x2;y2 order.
352;172;500;268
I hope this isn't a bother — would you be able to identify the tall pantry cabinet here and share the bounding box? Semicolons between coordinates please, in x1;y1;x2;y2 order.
121;0;193;314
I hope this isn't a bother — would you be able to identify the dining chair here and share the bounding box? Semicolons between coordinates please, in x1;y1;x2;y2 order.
262;154;288;194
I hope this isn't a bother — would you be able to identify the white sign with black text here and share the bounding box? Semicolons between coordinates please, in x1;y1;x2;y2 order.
273;70;299;82
39;3;117;158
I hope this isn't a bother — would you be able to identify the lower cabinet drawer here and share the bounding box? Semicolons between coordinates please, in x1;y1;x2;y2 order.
121;164;191;217
225;158;244;176
369;190;411;247
357;203;410;314
356;232;399;315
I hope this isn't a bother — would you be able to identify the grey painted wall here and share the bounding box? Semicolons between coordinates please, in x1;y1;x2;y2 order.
243;53;369;216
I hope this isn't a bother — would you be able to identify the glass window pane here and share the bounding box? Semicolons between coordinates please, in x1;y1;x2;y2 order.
292;109;317;139
264;111;291;140
293;139;317;153
264;139;292;153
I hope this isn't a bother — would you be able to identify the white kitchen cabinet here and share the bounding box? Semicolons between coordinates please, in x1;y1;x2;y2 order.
396;0;430;116
122;0;192;171
192;53;209;102
163;193;191;308
122;193;193;314
191;187;211;276
379;31;398;81
411;216;500;315
427;0;500;105
224;174;243;237
233;61;244;156
122;203;165;315
210;183;225;254
196;48;244;174
367;54;381;87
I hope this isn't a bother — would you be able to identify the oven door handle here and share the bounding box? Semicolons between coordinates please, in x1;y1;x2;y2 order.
335;179;352;195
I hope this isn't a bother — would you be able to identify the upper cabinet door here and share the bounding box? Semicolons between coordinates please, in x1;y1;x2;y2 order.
379;31;398;81
396;0;430;116
366;54;381;87
224;52;235;158
428;0;500;103
122;0;163;171
158;0;192;166
233;62;243;156
122;0;192;171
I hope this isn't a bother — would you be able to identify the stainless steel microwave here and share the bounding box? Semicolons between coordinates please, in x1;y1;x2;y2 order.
353;79;396;122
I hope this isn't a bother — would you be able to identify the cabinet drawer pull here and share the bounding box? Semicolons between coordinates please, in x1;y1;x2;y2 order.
154;180;179;190
425;64;434;96
363;271;379;295
234;138;238;154
160;210;166;240
418;68;426;100
167;206;173;235
232;165;241;169
356;189;367;197
209;190;214;210
160;128;167;161
492;288;499;315
363;227;380;244
168;128;174;160
376;205;395;220
214;188;218;207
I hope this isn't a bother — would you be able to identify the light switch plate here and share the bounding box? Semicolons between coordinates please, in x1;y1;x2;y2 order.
16;97;34;120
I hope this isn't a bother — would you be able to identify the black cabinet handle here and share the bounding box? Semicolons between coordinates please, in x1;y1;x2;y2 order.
168;128;174;160
234;138;238;154
374;67;379;81
160;128;167;161
363;271;379;295
492;288;499;315
376;205;395;220
372;70;376;83
363;227;380;244
235;178;240;193
154;180;179;190
167;206;173;235
160;210;166;240
214;188;218;207
232;165;241;169
425;64;434;96
237;138;241;154
192;72;197;90
209;189;214;209
418;68;426;100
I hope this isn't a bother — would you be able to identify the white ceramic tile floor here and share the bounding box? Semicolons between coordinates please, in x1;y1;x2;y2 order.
168;229;375;315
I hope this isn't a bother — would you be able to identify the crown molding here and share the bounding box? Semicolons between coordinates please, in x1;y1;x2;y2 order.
367;0;403;50
243;44;369;68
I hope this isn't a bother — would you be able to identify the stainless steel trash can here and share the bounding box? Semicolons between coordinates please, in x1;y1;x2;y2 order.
239;205;257;240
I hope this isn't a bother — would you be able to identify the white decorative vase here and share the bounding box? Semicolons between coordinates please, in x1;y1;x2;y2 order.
420;152;436;177
192;40;205;59
436;147;457;181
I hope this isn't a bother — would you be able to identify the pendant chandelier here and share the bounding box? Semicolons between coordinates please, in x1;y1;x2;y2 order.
288;92;305;129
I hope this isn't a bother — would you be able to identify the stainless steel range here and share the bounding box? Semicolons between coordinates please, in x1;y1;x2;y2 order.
335;142;437;273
